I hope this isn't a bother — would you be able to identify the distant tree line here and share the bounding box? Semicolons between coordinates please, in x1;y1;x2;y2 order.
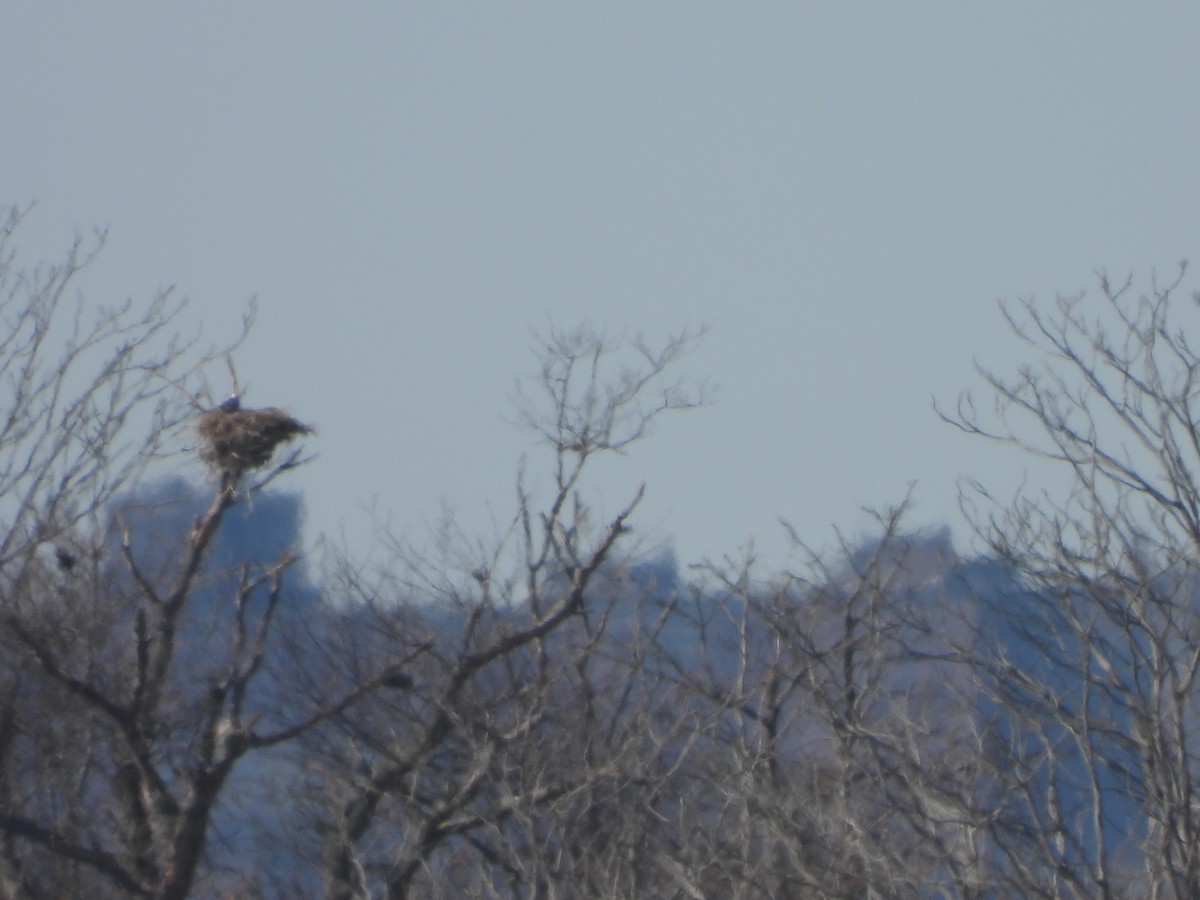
1;205;1198;898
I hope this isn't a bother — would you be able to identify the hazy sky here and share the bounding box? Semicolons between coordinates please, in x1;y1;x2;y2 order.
5;5;1200;568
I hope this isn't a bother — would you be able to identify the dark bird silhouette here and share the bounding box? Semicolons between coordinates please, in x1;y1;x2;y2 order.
197;404;312;484
54;546;77;572
218;393;241;412
382;669;413;690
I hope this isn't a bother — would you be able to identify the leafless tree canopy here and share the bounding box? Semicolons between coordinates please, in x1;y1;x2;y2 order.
2;203;1198;898
934;270;1200;898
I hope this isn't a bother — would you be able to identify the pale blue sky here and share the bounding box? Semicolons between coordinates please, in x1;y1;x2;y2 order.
5;5;1200;567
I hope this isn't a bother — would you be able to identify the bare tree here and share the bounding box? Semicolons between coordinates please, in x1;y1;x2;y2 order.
305;325;707;899
0;215;712;899
647;503;990;899
942;270;1200;897
0;206;373;899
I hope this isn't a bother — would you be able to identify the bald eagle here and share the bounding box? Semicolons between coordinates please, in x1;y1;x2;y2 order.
197;404;312;483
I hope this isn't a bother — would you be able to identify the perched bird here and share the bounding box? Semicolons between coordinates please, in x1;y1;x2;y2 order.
218;393;241;413
197;402;312;484
382;668;414;690
54;546;77;572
